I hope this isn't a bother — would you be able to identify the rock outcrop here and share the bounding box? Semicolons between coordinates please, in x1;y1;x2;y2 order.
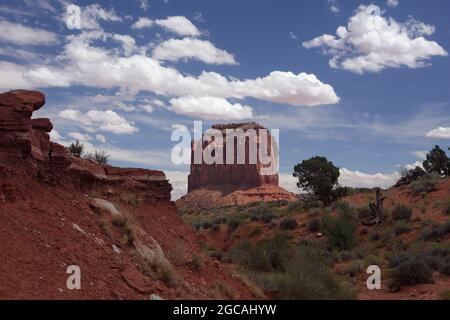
0;90;253;300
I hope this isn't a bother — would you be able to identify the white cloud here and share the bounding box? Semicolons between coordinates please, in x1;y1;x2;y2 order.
328;0;340;14
281;168;398;192
7;35;338;107
0;20;58;46
154;16;200;36
112;34;137;56
133;16;200;36
152;38;237;65
411;150;427;159
386;0;399;8
68;131;92;142
165;171;189;200
59;109;139;134
426;127;450;139
96;134;107;143
131;17;153;29
49;129;63;142
303;4;448;73
138;0;150;11
339;168;398;189
77;4;122;30
169;96;253;120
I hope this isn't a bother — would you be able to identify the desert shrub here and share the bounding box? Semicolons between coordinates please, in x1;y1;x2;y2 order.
188;254;203;271
334;201;352;216
227;233;293;272
410;175;438;194
391;204;413;221
261;212;276;223
396;166;425;186
390;259;433;287
343;260;364;277
68;140;84;157
256;246;353;300
393;221;412;236
286;201;304;213
279;218;298;230
211;223;221;232
85;150;110;165
323;211;357;251
111;216;136;246
226;217;242;233
420;221;450;241
308;218;321;232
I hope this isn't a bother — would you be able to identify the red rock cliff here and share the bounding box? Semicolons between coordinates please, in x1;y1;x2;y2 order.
188;122;279;193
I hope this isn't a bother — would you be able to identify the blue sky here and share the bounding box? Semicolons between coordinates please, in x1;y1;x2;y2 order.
0;0;449;199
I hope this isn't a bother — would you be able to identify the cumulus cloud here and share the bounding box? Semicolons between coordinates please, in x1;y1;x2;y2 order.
303;4;448;73
339;168;398;189
152;38;237;65
132;16;201;36
59;109;138;134
3;33;338;108
169;96;253;120
386;0;399;8
426;127;450;139
0;20;57;45
131;17;152;29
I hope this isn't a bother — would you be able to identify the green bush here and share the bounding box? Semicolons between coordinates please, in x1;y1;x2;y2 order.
420;221;450;241
323;211;357;251
279;218;298;230
391;204;413;221
84;149;110;165
68;140;84;157
390;259;433;287
410;175;438;194
392;221;412;236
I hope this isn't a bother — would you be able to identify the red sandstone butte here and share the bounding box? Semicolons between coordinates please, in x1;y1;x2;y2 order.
178;122;297;209
188;122;279;193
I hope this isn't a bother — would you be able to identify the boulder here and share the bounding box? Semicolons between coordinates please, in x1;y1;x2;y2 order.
90;198;121;216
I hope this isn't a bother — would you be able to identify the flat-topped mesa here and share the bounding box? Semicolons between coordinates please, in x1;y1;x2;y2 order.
187;122;279;193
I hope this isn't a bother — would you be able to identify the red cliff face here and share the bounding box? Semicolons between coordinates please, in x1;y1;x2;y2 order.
0;90;256;299
188;122;279;193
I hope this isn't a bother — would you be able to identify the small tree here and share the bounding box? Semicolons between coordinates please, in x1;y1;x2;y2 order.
423;145;450;176
68;140;84;157
293;156;340;205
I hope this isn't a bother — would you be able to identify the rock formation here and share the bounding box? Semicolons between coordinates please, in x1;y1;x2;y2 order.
0;90;253;299
188;122;279;193
178;122;297;210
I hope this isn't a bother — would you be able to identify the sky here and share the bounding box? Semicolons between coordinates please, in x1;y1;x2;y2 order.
0;0;449;200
